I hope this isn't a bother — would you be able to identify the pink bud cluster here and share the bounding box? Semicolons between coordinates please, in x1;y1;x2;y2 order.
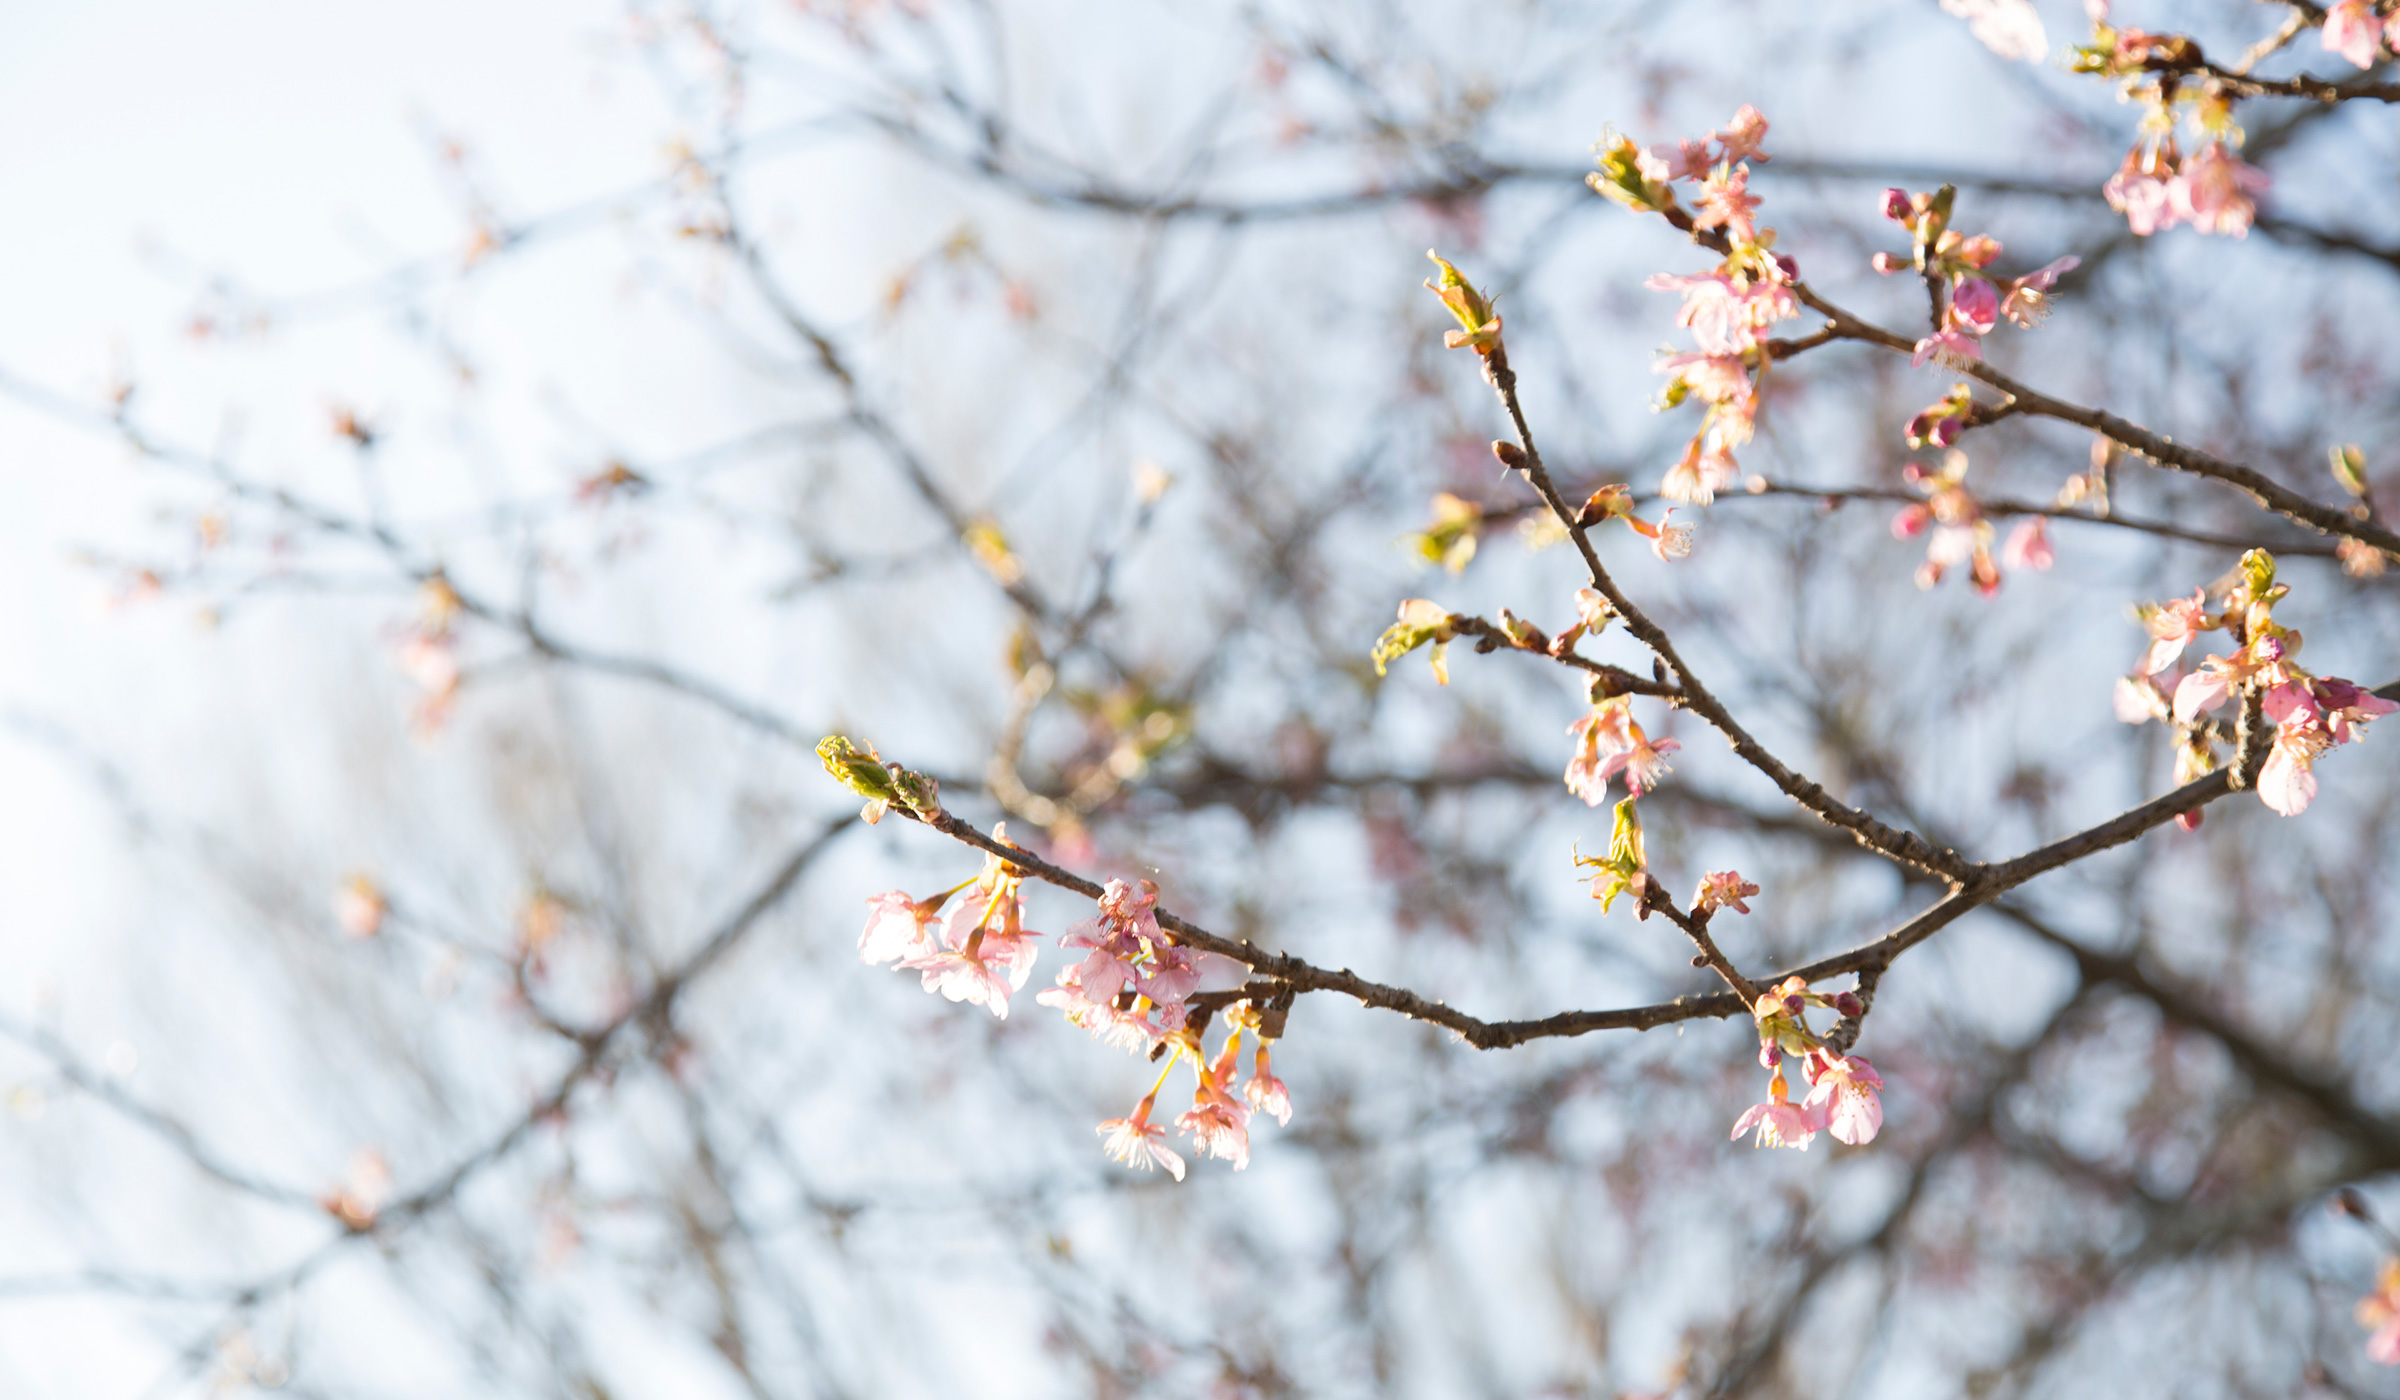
2119;551;2395;817
1873;188;2078;370
1734;976;1881;1150
860;838;1042;1017
1890;450;2051;595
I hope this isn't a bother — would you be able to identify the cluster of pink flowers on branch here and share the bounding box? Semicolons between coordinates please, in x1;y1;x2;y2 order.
1891;450;2052;595
1735;976;1881;1150
2118;550;2395;817
1036;877;1198;1051
832;736;1297;1179
1591;106;1790;507
860;836;1042;1017
1872;185;2079;369
2071;20;2269;238
1094;1003;1291;1178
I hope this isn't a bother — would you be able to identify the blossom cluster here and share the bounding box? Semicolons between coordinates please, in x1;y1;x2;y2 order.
1036;877;1199;1050
2071;20;2269;238
1591;106;1789;508
1890;449;2052;595
1733;976;1881;1150
1872;185;2079;370
859;838;1041;1016
855;825;1294;1180
2117;550;2395;817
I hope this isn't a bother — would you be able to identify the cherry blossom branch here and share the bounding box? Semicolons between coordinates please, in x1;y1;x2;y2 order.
1639;887;1764;1006
1654;207;2400;558
1735;482;2345;558
1444;613;1682;698
1785;288;2400;557
1481;350;1980;885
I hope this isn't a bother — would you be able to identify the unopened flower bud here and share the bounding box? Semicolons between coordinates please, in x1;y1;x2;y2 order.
1832;991;1864;1018
1871;251;1905;275
1492;440;1528;471
1880;188;1912;223
1758;1042;1782;1069
1783;993;1806;1016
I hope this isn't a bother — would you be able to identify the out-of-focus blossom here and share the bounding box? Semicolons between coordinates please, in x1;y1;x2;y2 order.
2324;0;2385;68
334;875;388;939
2169;143;2268;238
1941;0;2048;62
1911;326;1983;370
2000;517;2054;572
2359;1258;2400;1363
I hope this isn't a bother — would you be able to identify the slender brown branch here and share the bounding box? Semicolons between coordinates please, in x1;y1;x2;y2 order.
1786;288;2400;557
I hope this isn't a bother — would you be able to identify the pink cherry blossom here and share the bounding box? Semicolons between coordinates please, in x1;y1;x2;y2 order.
1695;871;1759;915
1949;277;2000;334
2103;153;2177;237
860;888;946;964
1097;1091;1186;1181
1661;432;1746;506
1178;1046;1256;1170
2142;589;2209;675
2170;144;2268;238
2316;678;2400;743
895;853;1043;1018
2172;658;2238;724
1653;138;1717;182
2257;728;2325;816
1715;105;1771;164
901;935;1036;1016
2001;256;2080;327
2114;672;2171;725
1911;326;1983;370
1647;271;1797;356
1731;1093;1823;1151
1564;704;1632;807
1693;164;1762;245
2000;517;2053;572
2324;0;2383;68
1243;1045;1293;1127
1802;1051;1885;1145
